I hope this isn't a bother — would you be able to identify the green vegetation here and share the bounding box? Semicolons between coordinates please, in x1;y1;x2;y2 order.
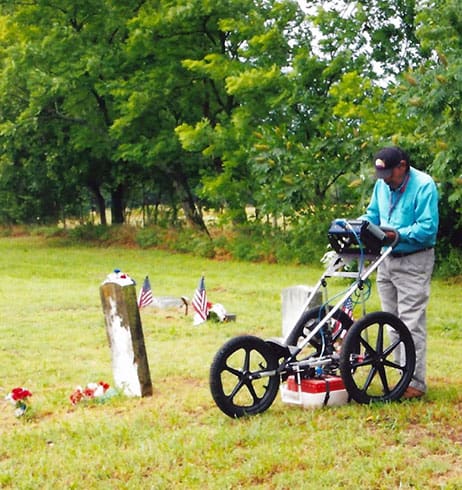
1;237;461;489
0;1;460;265
2;221;461;278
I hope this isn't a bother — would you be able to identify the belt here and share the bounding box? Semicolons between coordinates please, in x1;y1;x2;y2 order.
390;247;433;258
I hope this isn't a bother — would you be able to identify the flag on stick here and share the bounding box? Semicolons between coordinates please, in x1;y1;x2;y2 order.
138;276;154;308
341;296;354;319
333;296;353;337
192;275;208;325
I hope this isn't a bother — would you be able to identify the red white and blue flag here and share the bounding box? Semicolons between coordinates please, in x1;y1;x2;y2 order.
333;296;354;337
138;276;154;308
341;296;354;319
192;275;208;325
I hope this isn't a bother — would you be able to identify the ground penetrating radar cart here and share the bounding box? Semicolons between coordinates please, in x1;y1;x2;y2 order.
209;219;416;418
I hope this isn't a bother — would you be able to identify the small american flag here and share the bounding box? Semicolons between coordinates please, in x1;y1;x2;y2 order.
341;296;354;319
138;276;154;308
333;296;354;337
192;275;208;325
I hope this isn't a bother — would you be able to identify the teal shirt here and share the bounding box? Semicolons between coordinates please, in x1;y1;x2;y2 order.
361;167;439;254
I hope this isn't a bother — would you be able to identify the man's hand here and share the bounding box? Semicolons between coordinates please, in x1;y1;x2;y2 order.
384;230;397;244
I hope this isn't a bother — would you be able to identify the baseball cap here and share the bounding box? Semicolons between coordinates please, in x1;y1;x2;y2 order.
374;147;403;179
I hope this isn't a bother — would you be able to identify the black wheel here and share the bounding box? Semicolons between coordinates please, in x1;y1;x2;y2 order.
210;335;280;418
285;306;354;355
339;312;416;404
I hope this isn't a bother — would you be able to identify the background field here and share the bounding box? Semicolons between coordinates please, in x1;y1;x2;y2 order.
0;237;461;489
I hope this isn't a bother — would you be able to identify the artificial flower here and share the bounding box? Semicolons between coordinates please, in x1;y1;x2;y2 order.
5;387;32;417
70;381;111;405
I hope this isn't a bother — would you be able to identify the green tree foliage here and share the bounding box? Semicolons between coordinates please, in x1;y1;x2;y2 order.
176;1;374;224
395;0;462;248
174;0;308;223
0;0;144;224
0;0;459;265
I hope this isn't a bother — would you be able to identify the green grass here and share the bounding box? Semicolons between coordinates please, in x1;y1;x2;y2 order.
0;236;461;489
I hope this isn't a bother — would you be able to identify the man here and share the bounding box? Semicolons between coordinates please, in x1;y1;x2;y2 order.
361;146;439;399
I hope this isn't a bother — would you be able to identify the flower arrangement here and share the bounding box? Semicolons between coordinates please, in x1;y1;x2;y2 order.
5;387;32;417
70;381;111;405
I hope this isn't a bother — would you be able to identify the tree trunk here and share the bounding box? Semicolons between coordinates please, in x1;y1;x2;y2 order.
111;184;125;224
89;183;107;225
172;166;210;236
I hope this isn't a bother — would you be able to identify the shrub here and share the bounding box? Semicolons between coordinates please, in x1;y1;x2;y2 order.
135;227;163;248
435;243;462;278
68;224;111;243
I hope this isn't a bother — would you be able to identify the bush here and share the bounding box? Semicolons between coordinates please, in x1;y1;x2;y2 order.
30;226;68;239
135;227;163;248
228;223;273;262
173;229;215;258
68;224;111;243
435;243;462;278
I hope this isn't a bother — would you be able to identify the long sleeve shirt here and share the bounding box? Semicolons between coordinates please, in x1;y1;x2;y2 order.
360;167;439;254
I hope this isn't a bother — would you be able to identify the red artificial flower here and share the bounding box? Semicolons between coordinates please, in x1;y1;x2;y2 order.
99;381;110;391
83;387;95;398
70;381;110;405
10;387;32;401
69;389;84;405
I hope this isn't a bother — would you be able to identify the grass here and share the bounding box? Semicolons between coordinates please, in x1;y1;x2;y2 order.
0;236;461;489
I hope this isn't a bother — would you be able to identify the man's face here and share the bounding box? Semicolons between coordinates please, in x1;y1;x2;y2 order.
382;161;407;190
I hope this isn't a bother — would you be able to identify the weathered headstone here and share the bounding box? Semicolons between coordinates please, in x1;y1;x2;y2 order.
281;285;322;337
100;271;153;397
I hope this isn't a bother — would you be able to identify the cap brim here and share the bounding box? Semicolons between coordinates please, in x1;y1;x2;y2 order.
375;168;393;179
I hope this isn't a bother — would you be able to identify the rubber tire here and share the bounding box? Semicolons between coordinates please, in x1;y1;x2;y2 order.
210;335;280;418
285;305;354;354
339;312;416;404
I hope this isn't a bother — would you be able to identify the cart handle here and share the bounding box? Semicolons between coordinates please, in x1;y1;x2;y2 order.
378;225;400;249
334;219;400;250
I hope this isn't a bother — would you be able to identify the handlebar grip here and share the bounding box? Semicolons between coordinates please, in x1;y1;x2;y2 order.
363;221;387;242
379;225;400;248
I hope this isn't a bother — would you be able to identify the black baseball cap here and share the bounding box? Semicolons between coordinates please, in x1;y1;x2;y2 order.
374;147;406;179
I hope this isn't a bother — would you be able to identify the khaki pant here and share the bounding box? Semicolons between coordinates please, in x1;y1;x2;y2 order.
377;248;435;393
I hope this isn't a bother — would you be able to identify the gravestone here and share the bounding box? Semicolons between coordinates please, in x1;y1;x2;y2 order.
281;285;322;338
100;271;153;397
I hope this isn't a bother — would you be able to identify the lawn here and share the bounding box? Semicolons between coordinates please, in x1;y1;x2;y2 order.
0;236;461;489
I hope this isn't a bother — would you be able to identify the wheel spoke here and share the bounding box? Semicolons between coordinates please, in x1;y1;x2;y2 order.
359;335;376;357
373;323;392;394
382;338;402;359
375;323;384;353
228;378;245;401
382;358;404;370
377;364;391;394
361;365;378;392
224;364;243;378
243;348;251;372
244;380;261;403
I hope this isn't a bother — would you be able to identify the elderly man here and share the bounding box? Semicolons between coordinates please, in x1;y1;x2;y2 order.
361;146;439;399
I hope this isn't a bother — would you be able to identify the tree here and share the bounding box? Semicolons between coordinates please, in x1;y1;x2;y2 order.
0;0;146;224
395;0;462;248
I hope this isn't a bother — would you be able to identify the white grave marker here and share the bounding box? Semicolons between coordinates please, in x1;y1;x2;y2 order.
100;272;152;397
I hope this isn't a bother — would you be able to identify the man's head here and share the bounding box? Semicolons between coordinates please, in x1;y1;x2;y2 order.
374;147;410;189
